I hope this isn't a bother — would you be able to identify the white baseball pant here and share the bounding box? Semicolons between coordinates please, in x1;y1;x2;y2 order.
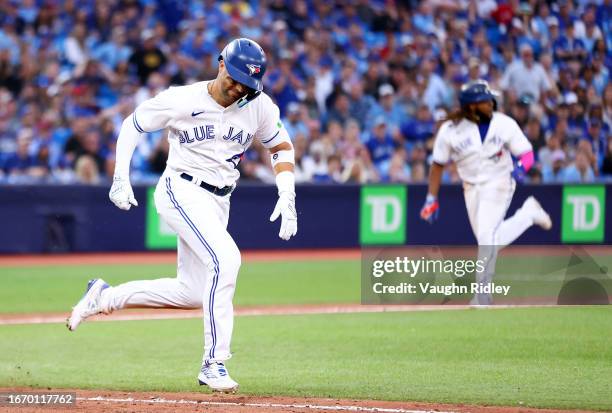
101;168;240;364
463;174;535;304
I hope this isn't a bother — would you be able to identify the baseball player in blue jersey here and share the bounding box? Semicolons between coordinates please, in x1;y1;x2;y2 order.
421;80;552;304
67;38;297;392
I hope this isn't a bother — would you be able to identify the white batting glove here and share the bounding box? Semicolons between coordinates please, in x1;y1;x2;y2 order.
269;192;297;240
109;175;138;211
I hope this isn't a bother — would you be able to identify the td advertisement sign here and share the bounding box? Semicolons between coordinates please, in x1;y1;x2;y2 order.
562;185;606;243
360;185;406;245
145;187;178;249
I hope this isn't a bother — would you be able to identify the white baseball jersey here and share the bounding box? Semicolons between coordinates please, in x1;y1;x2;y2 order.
132;80;290;187
432;112;532;184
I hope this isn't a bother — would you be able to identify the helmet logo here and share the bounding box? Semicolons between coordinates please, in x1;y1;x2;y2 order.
246;64;261;76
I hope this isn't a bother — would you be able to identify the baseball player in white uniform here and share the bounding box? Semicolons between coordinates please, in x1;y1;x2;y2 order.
67;38;297;392
420;80;552;304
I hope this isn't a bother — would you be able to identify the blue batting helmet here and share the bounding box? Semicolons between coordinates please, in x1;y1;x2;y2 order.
218;38;267;92
459;80;498;106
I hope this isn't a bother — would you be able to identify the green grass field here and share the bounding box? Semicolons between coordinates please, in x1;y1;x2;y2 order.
0;260;360;313
1;258;612;410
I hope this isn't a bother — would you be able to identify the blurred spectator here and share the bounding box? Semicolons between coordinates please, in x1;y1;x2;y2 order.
338;119;364;161
76;129;108;175
342;146;379;183
591;53;610;96
420;57;450;113
304;139;332;182
129;30;167;85
267;50;303;116
563;148;596;182
362;57;385;98
282;102;308;140
466;57;483;82
326;93;352;127
542;149;567;183
565;92;587;144
64;23;90;67
583;119;608;168
525;117;546;154
366;84;406;134
401;104;435;145
135;72;169;105
271;20;291;52
579;5;603;53
92;27;132;71
388;149;411;183
347;81;375;129
509;94;532;128
553;21;587;63
539;135;562;170
500;43;551;103
301;77;321;120
313;154;343;183
410;160;427;182
74;155;101;184
3;129;47;179
365;116;398;176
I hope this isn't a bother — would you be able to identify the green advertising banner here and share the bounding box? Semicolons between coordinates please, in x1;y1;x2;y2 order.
561;185;606;243
360;185;406;245
145;187;177;249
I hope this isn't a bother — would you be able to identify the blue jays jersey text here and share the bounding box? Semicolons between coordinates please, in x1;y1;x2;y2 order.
177;124;254;147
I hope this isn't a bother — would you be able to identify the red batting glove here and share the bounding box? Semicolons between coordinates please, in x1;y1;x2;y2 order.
420;194;439;224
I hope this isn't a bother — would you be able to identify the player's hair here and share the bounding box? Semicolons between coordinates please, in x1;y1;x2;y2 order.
445;106;481;124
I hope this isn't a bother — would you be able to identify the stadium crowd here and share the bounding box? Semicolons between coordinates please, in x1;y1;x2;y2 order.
0;0;610;185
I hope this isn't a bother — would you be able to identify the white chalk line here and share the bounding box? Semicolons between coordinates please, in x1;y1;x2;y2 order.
78;395;455;413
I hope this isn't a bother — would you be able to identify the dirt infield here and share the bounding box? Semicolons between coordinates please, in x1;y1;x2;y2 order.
0;388;601;413
0;304;479;326
1;245;610;267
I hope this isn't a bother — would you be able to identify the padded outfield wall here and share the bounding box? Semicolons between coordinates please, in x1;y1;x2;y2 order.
0;183;609;253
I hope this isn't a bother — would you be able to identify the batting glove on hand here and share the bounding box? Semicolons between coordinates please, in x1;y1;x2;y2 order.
269;192;297;241
420;194;439;224
109;175;138;211
511;163;527;183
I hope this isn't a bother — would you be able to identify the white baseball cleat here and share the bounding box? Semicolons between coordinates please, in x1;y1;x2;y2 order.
66;278;109;331
523;196;552;230
198;362;239;393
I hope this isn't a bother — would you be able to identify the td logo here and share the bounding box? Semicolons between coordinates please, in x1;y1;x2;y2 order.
360;186;406;245
145;187;178;249
562;186;606;243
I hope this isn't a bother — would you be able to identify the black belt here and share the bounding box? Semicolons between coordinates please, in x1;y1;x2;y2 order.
180;173;234;196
